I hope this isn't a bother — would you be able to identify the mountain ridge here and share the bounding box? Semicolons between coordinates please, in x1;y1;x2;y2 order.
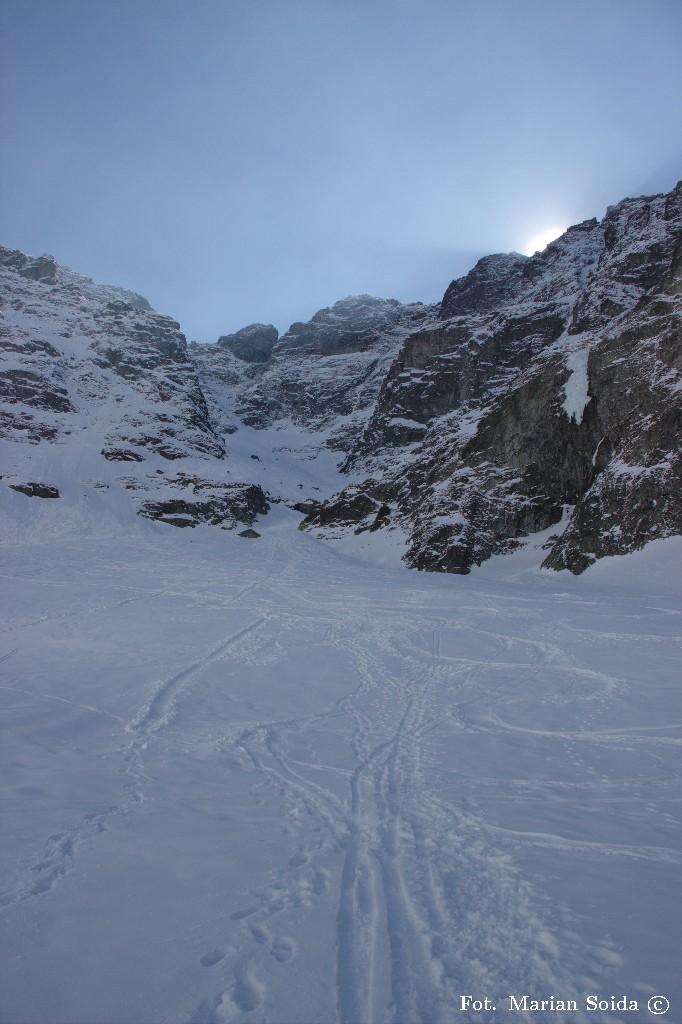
1;181;680;572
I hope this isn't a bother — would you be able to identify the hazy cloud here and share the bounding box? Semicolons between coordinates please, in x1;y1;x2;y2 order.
1;0;680;339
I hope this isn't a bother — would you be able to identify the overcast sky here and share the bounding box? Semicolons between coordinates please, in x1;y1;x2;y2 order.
1;0;680;341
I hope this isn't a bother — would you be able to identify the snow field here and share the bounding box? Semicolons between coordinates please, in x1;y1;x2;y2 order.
0;524;681;1024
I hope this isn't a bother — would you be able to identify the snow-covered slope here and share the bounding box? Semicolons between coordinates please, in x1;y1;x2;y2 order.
1;520;680;1024
1;193;681;1024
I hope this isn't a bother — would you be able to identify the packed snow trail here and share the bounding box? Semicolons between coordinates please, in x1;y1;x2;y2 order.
0;522;680;1024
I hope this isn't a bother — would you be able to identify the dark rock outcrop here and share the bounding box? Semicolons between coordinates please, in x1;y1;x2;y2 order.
138;481;269;530
0;367;73;413
18;254;59;285
218;323;278;363
9;482;60;498
101;448;145;462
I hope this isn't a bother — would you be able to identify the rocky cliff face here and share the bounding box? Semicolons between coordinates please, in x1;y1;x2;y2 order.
302;184;682;573
191;295;434;452
1;181;680;572
0;246;267;533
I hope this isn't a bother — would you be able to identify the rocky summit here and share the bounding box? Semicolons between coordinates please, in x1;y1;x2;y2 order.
1;181;680;573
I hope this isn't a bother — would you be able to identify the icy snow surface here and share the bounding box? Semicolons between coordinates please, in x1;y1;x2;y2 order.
562;349;591;426
1;518;681;1023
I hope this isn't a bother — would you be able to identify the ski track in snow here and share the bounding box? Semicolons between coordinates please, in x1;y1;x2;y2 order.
1;532;680;1024
0;569;275;912
186;552;603;1024
127;617;269;737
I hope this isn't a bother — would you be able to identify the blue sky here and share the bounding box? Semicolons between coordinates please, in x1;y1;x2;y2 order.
1;0;680;341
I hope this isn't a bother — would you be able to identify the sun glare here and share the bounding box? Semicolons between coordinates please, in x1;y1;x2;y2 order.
523;226;567;256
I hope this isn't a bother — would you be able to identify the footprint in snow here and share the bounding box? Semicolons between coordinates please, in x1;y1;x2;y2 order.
200;949;227;968
249;922;271;945
230;905;259;921
288;849;310;867
270;936;296;963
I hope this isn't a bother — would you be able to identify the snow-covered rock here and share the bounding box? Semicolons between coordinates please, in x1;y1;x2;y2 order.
192;294;434;452
1;181;680;572
0;246;267;537
304;183;682;574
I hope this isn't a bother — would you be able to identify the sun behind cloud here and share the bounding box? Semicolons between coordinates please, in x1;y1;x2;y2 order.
523;226;567;256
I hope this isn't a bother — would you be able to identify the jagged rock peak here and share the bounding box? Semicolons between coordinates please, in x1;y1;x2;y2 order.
440;252;529;318
276;294;430;356
1;246;59;285
439;219;605;320
439;184;682;324
311;294;403;322
0;245;152;311
217;323;278;363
